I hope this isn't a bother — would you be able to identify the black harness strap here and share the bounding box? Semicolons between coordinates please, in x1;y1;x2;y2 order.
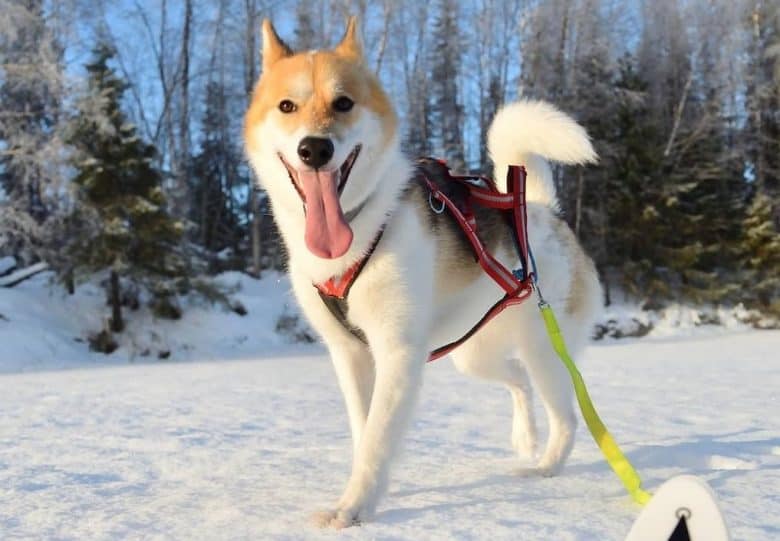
316;229;384;344
318;294;368;343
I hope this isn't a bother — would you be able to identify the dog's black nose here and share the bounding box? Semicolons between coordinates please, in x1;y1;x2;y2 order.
297;137;334;169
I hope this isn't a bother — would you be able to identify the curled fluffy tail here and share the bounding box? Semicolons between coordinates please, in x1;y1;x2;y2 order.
487;100;597;207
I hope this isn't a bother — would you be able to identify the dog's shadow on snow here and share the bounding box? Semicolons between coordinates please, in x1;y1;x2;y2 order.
623;428;780;489
379;429;780;523
380;473;559;523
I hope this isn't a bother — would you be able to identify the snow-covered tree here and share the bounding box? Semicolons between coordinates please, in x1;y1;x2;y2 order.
66;44;186;332
0;0;68;263
429;0;466;171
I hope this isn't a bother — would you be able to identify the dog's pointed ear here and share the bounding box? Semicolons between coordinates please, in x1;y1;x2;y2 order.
334;16;363;60
261;19;292;71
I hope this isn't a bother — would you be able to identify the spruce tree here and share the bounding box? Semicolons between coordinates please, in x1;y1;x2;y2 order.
66;43;185;332
656;36;747;304
741;192;780;315
745;1;780;207
190;81;246;257
603;55;668;299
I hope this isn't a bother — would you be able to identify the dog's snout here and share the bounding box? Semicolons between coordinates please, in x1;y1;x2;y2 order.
297;137;334;169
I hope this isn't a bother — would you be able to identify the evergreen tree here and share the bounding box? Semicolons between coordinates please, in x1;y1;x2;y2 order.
601;55;668;300
658;17;748;303
739;0;780;316
618;1;748;305
190;81;247;258
745;1;780;206
660;104;745;303
741;192;780;315
66;43;185;332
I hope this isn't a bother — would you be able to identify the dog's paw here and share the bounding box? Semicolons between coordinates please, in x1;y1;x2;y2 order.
533;457;565;477
512;466;543;478
310;508;361;529
512;461;564;478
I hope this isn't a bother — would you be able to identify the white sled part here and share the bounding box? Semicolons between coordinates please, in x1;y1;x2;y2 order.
625;474;730;541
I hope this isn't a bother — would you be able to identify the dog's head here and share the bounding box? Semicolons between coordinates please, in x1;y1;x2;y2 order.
244;17;397;260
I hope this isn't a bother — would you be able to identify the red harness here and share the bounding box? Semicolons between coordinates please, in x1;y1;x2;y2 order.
315;160;535;362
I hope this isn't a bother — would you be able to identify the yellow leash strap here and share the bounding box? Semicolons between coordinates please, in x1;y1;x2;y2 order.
539;301;651;505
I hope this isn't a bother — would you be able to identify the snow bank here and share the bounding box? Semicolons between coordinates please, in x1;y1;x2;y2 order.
0;271;318;373
596;300;776;340
2;268;777;374
0;255;16;276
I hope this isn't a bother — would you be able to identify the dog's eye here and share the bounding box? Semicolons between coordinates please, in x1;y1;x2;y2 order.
279;100;297;113
333;96;354;112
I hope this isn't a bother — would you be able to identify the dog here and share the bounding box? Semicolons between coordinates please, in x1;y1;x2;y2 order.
244;17;602;528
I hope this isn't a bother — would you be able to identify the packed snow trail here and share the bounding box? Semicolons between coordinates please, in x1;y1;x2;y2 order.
1;332;779;540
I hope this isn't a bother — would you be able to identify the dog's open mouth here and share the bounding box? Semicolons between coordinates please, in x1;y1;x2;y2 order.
336;145;361;194
279;145;362;200
278;145;362;260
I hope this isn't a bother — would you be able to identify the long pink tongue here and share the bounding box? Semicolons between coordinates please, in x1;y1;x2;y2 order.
299;169;353;259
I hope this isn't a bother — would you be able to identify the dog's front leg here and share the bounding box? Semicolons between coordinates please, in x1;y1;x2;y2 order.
313;334;426;528
289;270;374;454
329;340;374;455
313;238;434;528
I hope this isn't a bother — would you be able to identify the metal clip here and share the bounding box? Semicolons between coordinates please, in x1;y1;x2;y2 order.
428;191;446;214
534;281;548;308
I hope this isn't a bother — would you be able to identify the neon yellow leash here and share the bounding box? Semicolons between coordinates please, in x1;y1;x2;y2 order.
537;293;651;505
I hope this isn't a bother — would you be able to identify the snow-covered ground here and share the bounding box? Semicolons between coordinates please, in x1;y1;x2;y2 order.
1;327;779;539
0;271;317;373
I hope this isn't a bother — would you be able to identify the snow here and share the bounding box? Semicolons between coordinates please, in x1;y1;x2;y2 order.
0;271;316;373
1;273;779;539
1;321;779;538
598;298;771;339
0;261;49;288
0;255;16;276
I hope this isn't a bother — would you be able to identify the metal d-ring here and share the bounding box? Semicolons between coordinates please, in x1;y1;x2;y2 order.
675;507;692;520
429;191;446;214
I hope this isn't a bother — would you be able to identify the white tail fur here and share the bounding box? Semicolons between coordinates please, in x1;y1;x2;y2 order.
487;100;597;208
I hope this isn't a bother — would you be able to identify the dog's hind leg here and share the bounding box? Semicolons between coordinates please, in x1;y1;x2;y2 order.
507;364;537;461
512;310;578;477
449;321;538;461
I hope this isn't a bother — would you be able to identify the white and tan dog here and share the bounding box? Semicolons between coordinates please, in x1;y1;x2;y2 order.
244;17;602;528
